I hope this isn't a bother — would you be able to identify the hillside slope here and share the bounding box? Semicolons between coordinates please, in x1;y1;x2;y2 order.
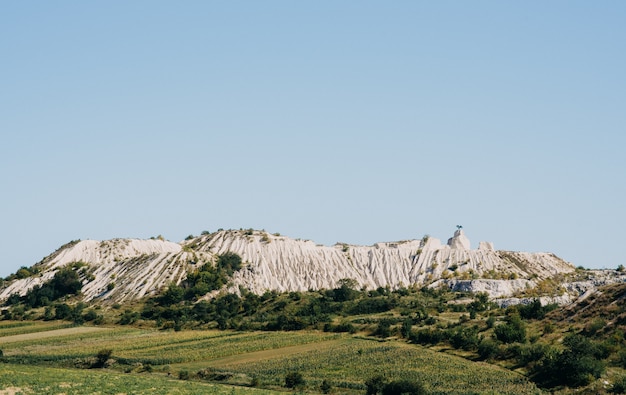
0;229;575;304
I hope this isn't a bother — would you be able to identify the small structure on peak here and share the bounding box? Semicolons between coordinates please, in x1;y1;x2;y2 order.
447;227;471;250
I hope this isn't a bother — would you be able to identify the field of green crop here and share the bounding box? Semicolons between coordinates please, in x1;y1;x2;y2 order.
0;363;282;395
0;321;541;394
196;338;540;395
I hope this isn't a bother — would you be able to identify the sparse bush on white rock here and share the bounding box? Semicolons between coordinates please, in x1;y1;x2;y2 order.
0;229;576;304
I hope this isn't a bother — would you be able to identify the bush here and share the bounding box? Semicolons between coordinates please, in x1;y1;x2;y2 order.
477;338;500;360
365;376;427;395
83;309;98;322
54;303;72;320
285;371;305;388
320;379;332;394
383;380;427;395
118;309;139;325
332;278;358;302
411;328;445;345
349;298;393;314
365;376;386;395
532;333;606;388
494;314;526;344
20;268;83;308
518;299;557;320
178;370;190;380
375;319;393;338
612;376;626;393
450;326;481;351
93;349;112;368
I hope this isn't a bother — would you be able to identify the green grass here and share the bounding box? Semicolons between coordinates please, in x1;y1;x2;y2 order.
0;363;282;395
0;321;541;394
199;338;540;395
0;320;74;337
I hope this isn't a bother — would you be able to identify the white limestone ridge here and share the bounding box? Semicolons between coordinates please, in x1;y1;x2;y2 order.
0;229;575;304
447;229;471;250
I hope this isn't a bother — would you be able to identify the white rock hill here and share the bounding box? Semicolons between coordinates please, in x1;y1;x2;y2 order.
0;229;575;304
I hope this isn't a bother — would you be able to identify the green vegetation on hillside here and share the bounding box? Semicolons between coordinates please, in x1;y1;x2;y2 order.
5;251;626;393
0;323;539;395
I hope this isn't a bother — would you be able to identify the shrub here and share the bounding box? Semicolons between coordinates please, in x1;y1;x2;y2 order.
478;338;500;361
320;379;332;394
83;309;98;322
332;278;358;302
450;326;481;351
494;313;526;344
178;370;190;380
118;310;139;325
366;376;427;395
375;318;393;338
518;299;557;320
383;380;427;395
365;376;387;395
285;371;305;389
16;267;32;279
411;328;445;345
20;267;82;308
54;303;72;320
532;333;606;388
93;349;112;368
612;376;626;394
349;298;393;314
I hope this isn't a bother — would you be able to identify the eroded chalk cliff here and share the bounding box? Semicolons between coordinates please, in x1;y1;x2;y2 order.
0;229;575;304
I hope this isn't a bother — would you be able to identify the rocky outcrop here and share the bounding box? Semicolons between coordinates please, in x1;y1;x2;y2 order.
448;229;471;250
429;279;535;298
0;228;576;304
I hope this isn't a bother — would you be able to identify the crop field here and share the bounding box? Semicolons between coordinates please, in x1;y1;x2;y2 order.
0;363;282;395
0;321;75;338
0;321;541;394
195;339;540;395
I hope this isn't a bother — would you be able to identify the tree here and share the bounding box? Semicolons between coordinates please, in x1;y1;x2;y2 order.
365;376;387;395
217;252;242;275
401;318;413;338
494;313;526;343
157;284;184;306
532;333;606;388
320;379;332;394
375;318;393;338
285;371;305;389
366;376;427;395
93;349;112;368
332;278;358;302
54;303;72;320
50;268;82;296
383;380;427;395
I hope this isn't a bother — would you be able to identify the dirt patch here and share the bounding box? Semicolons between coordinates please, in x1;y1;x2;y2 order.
205;338;346;366
0;387;30;395
0;327;110;344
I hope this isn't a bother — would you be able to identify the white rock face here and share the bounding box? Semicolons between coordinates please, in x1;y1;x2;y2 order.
479;241;495;251
430;279;534;298
0;229;576;304
447;229;470;250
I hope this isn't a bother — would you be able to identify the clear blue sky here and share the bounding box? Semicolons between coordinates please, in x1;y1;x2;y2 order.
1;1;625;277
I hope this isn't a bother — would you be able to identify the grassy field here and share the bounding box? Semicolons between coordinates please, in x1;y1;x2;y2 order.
0;363;282;395
0;321;541;394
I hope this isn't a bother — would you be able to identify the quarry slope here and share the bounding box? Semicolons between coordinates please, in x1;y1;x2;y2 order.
0;229;575;304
